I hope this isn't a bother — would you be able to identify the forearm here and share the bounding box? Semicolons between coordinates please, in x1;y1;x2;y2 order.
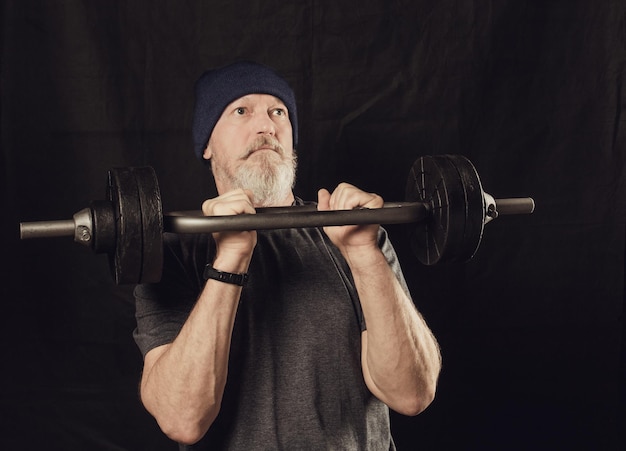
344;245;441;415
140;254;249;444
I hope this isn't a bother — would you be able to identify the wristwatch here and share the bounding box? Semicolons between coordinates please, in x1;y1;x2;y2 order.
203;264;249;286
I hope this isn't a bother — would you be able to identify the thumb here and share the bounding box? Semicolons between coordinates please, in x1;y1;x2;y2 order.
317;188;331;211
243;189;256;205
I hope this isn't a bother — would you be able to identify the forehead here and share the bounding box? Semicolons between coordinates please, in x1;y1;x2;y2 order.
226;93;286;108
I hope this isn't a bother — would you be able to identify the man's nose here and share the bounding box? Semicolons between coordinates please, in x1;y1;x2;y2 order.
256;113;276;136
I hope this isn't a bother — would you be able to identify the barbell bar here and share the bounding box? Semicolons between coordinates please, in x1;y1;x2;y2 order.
19;155;535;284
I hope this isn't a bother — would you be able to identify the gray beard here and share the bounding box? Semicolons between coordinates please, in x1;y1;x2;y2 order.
229;152;297;207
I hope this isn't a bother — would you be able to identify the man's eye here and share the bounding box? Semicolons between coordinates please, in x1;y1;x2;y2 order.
235;107;246;115
273;108;286;116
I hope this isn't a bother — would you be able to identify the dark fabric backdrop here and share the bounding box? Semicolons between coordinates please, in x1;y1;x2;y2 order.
2;1;625;450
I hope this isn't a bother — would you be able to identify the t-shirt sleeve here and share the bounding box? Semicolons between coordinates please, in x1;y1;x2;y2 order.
377;227;412;299
132;233;207;357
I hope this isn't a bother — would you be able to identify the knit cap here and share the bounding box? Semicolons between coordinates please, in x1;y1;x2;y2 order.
192;61;298;160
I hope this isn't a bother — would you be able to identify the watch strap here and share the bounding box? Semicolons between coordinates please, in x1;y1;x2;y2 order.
203;265;249;286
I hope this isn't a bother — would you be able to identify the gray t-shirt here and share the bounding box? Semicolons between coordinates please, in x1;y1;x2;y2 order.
134;211;410;450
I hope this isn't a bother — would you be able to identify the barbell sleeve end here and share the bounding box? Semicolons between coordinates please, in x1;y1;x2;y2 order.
495;197;535;216
20;219;76;240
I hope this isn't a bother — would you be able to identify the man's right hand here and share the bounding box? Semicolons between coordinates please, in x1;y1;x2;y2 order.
201;188;257;259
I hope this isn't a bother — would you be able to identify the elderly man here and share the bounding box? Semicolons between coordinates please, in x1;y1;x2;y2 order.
133;61;441;450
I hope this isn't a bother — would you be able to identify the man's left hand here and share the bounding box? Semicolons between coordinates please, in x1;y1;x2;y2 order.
317;183;383;251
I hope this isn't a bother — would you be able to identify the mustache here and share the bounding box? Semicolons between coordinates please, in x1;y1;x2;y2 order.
242;136;286;158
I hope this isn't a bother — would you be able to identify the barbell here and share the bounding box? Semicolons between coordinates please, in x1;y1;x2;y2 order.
19;154;535;285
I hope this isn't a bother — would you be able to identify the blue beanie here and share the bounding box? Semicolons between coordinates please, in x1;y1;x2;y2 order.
192;61;298;160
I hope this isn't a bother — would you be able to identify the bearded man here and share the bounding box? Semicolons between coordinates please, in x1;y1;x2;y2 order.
133;61;441;450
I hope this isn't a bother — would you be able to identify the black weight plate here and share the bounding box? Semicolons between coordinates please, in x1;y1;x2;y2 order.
447;155;485;262
90;199;116;254
405;155;469;265
107;168;143;284
132;167;163;284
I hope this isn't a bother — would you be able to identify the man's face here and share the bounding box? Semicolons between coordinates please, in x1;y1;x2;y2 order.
203;93;297;207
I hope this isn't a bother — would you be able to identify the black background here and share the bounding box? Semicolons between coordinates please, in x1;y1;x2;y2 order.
2;1;625;450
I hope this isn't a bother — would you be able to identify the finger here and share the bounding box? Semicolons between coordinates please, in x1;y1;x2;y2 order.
329;183;383;210
360;192;384;209
201;189;255;216
328;182;352;210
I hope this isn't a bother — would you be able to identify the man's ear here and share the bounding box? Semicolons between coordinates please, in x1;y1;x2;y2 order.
203;143;212;160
